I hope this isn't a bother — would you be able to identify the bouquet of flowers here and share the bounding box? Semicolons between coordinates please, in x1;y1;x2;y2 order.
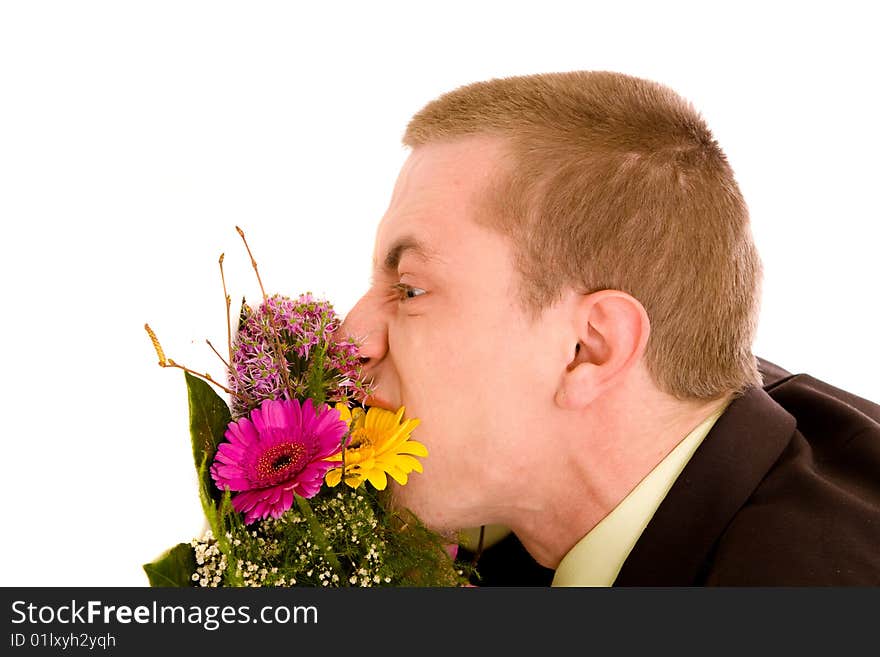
143;227;470;587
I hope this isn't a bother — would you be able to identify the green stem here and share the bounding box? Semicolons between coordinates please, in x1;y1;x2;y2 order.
295;494;344;583
213;490;243;586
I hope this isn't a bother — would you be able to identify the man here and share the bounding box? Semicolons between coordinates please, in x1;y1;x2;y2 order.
340;71;880;585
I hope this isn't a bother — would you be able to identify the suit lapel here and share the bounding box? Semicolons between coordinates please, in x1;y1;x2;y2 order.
613;385;796;585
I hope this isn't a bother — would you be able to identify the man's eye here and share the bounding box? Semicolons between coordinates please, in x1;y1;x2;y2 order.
391;282;426;302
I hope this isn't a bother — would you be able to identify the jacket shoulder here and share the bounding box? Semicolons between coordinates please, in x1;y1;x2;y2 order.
705;365;880;585
767;370;880;441
756;356;794;388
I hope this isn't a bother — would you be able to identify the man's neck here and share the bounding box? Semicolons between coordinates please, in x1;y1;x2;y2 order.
506;391;733;570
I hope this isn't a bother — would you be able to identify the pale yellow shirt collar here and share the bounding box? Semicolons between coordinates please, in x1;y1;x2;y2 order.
552;400;731;587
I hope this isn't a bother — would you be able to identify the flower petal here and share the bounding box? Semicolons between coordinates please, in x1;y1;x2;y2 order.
365;407;400;434
366;469;387;490
388;454;424;474
397;440;428;457
384;463;409;486
325;468;342;487
334;403;352;428
263;399;291;433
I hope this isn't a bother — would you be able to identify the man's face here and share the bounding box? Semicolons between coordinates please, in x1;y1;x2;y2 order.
341;136;571;533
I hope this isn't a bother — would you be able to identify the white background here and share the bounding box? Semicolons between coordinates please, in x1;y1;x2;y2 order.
1;1;877;586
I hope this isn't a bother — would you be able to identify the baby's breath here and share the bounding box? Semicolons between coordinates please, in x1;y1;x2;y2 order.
185;485;469;587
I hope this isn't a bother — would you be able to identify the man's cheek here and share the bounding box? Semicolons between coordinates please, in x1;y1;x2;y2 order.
411;325;459;366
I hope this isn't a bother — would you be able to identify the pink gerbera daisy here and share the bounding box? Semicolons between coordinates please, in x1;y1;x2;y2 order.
210;397;347;523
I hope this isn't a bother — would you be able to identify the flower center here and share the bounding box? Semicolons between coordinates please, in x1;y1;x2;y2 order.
257;442;308;483
346;428;372;451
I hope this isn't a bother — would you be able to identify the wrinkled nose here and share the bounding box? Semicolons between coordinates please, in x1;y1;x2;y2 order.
340;292;388;371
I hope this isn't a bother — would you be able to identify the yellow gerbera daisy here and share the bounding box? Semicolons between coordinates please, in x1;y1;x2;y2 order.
325;403;427;490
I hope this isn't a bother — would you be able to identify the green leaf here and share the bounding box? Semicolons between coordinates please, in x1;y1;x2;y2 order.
185;371;232;509
217;491;244;587
198;451;222;539
143;543;196;587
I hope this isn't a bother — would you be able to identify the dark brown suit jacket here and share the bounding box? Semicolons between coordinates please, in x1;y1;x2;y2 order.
463;357;880;586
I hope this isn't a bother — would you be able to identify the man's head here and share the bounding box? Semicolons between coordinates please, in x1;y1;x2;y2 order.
341;71;763;548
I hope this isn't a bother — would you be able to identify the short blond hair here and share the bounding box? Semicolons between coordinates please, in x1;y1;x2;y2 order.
403;71;763;401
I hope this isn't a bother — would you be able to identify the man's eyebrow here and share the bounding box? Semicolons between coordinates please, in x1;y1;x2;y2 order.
376;235;439;272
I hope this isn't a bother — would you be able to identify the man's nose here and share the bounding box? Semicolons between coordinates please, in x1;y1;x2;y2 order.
340;293;388;369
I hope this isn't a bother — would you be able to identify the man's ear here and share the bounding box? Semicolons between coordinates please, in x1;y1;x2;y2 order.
556;290;650;410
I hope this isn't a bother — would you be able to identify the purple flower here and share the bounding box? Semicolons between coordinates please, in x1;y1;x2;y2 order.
228;293;372;417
